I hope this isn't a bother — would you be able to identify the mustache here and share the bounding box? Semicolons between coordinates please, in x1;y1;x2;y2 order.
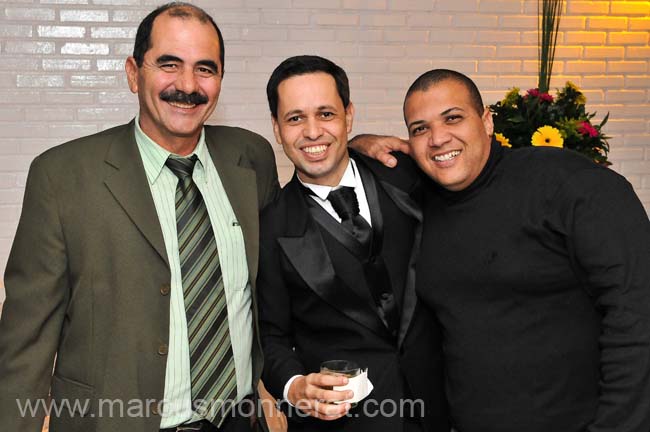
159;90;208;105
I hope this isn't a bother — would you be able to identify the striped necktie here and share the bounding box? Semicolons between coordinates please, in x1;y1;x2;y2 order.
166;155;237;426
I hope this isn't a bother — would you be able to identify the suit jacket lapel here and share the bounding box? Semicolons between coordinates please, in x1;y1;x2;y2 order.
103;121;168;266
204;130;259;283
278;177;392;340
306;203;368;260
353;153;383;256
379;180;423;347
353;152;424;347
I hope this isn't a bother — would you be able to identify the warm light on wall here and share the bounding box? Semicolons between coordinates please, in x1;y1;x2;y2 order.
609;0;650;16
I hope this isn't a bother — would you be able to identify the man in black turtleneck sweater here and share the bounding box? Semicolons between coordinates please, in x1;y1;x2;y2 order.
395;69;650;432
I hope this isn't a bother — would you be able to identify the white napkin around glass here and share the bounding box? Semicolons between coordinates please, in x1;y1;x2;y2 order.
332;369;373;403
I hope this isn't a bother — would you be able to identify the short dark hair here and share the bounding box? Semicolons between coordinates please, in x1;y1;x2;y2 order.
132;2;225;75
266;55;350;119
404;69;484;115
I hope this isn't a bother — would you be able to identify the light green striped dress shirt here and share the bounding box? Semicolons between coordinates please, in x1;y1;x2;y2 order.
134;117;253;428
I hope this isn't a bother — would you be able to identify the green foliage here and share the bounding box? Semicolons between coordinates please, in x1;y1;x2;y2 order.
538;0;563;93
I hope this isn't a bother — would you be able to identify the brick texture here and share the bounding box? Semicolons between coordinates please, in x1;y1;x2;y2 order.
0;0;649;293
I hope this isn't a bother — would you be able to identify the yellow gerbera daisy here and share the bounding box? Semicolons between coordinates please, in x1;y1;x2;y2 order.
495;133;511;147
531;126;564;148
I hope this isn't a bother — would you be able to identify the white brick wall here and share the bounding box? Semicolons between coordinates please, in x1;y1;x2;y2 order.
1;0;649;301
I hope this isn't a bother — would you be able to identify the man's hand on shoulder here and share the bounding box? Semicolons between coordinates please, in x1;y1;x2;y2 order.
348;134;410;168
287;373;353;421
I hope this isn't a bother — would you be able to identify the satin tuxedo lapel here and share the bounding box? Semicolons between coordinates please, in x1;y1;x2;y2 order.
382;180;422;347
306;203;368;261
355;157;384;255
277;177;391;340
305;204;378;316
103;120;168;266
204;132;259;281
352;152;423;348
306;159;380;261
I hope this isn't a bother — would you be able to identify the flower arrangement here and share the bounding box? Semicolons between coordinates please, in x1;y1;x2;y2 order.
488;0;610;165
489;82;611;165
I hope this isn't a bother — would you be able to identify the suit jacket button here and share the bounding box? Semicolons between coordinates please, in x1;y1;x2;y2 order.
158;344;168;356
160;284;171;296
151;404;159;415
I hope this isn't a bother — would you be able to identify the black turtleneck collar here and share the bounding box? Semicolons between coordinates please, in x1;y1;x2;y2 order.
429;137;504;202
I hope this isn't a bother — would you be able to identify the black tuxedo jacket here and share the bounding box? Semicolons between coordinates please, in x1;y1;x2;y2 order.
257;151;449;432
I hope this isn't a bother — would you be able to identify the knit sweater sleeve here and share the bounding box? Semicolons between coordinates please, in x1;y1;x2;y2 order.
554;166;650;432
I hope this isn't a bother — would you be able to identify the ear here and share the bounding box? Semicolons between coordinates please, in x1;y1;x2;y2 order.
482;107;494;137
345;102;355;134
125;57;139;94
271;116;282;145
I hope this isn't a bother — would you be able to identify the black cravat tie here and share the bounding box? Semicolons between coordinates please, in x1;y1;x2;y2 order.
309;183;398;337
327;186;372;249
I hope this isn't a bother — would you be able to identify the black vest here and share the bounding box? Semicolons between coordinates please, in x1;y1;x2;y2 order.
307;166;416;340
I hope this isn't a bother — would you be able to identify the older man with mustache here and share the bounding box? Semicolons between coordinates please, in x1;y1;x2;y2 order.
0;3;284;431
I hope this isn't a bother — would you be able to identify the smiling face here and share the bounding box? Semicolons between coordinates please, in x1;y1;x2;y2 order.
125;12;222;154
404;79;493;191
272;72;354;186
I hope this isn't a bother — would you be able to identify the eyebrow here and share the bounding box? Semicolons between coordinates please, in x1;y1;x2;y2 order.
407;119;425;130
441;106;464;115
155;55;220;73
196;60;220;72
283;105;339;118
156;54;182;64
283;109;304;119
407;106;466;129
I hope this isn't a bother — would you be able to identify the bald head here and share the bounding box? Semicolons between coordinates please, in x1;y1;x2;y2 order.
404;69;485;118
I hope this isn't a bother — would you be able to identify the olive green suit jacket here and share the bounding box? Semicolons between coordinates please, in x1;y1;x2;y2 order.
0;121;280;431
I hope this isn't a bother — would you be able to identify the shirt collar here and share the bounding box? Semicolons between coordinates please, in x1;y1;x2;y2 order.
134;114;208;185
299;158;358;201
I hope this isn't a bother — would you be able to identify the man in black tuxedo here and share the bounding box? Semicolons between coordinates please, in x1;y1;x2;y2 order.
256;56;449;432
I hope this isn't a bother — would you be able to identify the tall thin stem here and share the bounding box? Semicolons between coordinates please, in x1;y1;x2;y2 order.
538;0;563;93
